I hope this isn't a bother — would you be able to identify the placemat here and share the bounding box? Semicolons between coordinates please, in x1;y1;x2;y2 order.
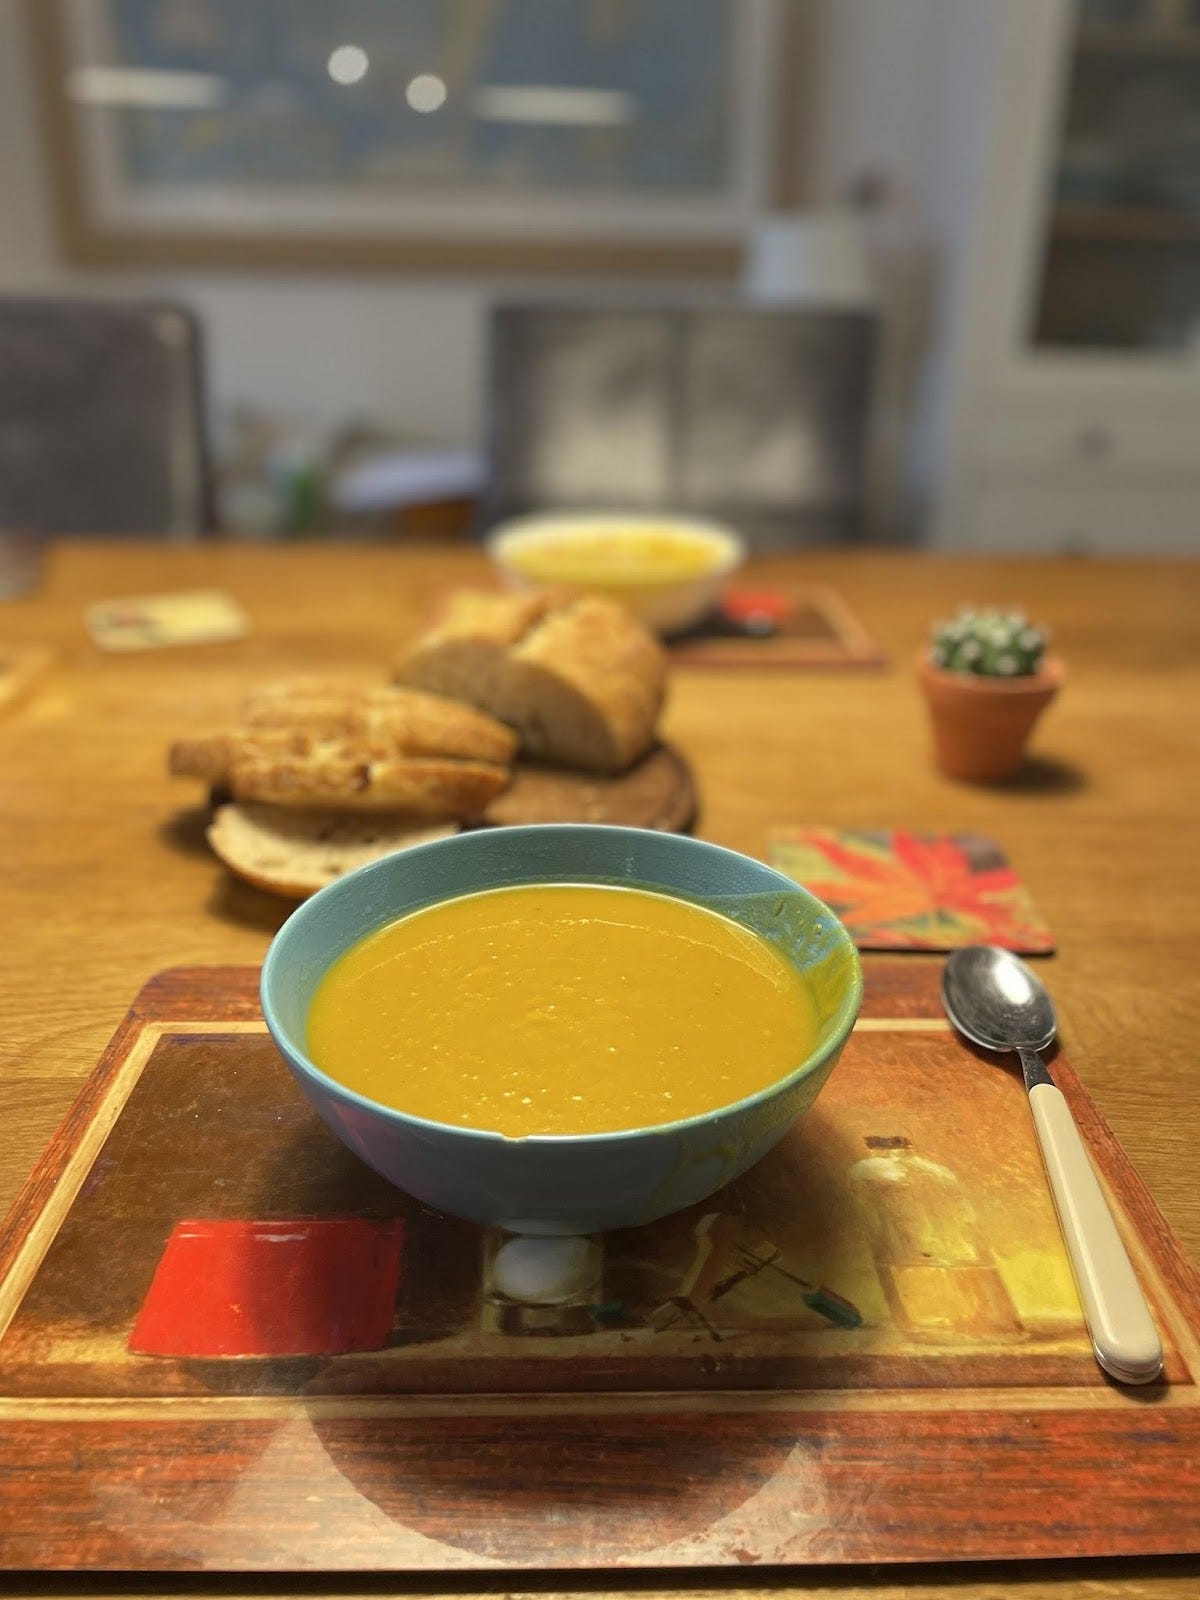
669;585;886;669
770;829;1054;953
0;963;1196;1571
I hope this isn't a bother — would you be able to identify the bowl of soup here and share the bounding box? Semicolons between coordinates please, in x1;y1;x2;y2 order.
261;825;861;1233
487;514;745;636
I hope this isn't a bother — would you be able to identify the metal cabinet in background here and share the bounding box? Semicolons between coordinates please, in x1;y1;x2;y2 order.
486;304;877;551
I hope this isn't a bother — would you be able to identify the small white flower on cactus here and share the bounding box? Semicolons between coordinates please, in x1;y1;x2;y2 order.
930;606;1048;677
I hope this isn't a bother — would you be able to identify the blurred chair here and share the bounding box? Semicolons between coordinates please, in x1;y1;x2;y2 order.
0;298;213;539
485;304;877;548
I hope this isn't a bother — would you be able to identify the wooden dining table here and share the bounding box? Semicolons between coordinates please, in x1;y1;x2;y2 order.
2;539;1199;1599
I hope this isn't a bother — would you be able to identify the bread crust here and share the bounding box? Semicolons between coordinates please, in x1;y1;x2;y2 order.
226;749;507;816
396;590;666;773
169;678;515;819
241;680;517;764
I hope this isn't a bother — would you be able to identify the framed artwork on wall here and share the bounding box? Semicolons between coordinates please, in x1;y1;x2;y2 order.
30;0;804;275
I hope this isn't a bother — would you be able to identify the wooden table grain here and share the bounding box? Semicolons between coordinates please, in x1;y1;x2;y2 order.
2;540;1199;1599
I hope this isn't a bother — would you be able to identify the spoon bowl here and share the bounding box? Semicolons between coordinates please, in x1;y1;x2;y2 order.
942;944;1057;1055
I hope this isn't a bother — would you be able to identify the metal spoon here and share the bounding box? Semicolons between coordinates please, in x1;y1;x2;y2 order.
942;946;1162;1385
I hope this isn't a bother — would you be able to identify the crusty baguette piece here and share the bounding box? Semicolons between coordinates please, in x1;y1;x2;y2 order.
240;680;517;765
170;729;313;783
509;596;666;772
170;735;232;784
396;591;667;773
389;593;556;712
225;748;507;816
169;678;516;820
207;803;457;899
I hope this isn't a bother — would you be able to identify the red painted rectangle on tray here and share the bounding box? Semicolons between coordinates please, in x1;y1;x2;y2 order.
770;827;1054;953
129;1217;405;1358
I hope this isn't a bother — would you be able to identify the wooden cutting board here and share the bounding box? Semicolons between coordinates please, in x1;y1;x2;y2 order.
482;742;696;832
0;960;1197;1571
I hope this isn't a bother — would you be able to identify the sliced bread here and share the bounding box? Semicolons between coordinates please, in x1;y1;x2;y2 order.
225;747;508;816
169;678;515;820
240;680;518;765
207;803;457;899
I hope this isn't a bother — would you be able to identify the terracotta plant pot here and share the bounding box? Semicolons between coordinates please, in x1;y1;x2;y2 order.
916;652;1065;783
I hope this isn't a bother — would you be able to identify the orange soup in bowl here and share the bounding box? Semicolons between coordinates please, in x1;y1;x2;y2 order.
306;883;817;1137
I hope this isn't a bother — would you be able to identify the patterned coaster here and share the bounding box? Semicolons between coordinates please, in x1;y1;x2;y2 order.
770;828;1054;954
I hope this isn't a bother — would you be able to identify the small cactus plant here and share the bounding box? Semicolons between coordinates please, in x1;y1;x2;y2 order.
929;608;1048;678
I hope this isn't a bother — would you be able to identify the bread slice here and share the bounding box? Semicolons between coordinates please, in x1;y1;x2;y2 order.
396;590;667;773
240;680;517;765
169;678;516;820
170;729;312;783
208;803;457;898
225;747;507;816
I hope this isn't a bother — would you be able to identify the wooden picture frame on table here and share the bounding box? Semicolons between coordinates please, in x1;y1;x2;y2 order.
28;0;808;278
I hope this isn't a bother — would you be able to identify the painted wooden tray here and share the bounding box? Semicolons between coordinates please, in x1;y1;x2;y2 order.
1;961;1198;1572
669;585;886;669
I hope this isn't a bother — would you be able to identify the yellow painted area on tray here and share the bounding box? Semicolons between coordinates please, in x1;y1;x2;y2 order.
306;884;818;1136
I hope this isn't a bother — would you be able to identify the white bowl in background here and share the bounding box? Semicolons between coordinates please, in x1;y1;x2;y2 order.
487;514;746;637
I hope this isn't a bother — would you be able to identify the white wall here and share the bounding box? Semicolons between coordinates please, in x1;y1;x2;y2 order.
0;0;959;530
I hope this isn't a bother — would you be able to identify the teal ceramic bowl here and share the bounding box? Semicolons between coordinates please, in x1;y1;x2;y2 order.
260;824;862;1234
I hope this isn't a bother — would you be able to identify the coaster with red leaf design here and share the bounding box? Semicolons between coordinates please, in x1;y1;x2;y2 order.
769;828;1054;954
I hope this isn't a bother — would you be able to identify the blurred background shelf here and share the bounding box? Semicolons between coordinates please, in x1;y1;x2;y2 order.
931;0;1200;554
1077;20;1200;57
1051;204;1200;241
